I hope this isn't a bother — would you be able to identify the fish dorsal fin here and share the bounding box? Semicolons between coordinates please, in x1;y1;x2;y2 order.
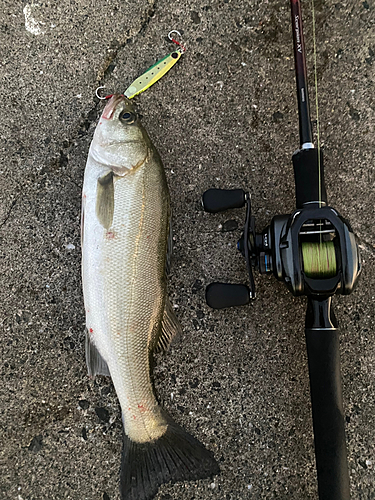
85;329;111;377
154;297;182;353
96;171;114;229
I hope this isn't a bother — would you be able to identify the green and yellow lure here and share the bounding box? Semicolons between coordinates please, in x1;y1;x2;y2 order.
124;49;183;99
124;30;185;99
96;31;185;101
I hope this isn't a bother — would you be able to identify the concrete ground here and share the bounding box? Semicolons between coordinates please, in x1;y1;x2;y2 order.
1;0;374;499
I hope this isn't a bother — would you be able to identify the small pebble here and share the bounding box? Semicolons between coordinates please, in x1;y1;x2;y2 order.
28;435;43;453
95;407;110;423
222;219;238;232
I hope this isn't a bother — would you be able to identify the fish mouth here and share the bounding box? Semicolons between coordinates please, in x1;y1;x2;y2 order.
102;94;133;120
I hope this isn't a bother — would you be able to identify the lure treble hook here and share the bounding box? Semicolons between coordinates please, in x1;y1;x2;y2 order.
95;86;115;100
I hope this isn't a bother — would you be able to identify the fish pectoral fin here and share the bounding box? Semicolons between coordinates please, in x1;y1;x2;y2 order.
154;297;182;353
85;329;111;377
96;171;114;229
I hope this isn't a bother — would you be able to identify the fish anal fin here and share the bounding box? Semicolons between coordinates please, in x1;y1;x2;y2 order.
96;171;114;229
120;416;219;500
154;298;182;353
85;329;111;377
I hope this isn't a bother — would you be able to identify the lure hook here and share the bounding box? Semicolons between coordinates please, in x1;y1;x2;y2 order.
168;30;182;41
95;86;107;100
168;30;186;53
95;86;115;100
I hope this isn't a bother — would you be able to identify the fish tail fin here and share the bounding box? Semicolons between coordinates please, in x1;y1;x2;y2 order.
120;418;219;500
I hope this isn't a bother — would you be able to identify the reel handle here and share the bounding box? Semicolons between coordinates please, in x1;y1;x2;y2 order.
206;282;251;309
202;189;246;213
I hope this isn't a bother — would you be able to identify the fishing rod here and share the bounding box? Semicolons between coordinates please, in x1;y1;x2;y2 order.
201;1;361;499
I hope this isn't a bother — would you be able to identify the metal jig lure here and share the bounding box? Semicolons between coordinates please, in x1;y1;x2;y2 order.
124;31;185;99
95;31;185;101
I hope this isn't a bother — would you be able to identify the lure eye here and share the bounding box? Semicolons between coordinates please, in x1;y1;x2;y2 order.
120;111;136;124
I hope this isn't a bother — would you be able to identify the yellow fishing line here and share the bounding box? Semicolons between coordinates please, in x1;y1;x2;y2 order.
302;242;337;278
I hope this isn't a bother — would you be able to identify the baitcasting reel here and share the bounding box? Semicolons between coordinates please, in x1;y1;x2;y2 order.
203;150;361;309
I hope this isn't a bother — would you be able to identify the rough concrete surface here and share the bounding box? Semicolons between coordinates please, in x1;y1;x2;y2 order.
1;0;374;499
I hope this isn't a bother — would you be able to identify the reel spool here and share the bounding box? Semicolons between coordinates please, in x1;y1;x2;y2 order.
301;241;337;279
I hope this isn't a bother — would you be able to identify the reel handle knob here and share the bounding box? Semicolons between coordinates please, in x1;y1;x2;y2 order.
202;189;246;213
206;282;251;309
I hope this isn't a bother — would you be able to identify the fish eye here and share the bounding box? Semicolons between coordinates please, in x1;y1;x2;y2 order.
120;111;136;124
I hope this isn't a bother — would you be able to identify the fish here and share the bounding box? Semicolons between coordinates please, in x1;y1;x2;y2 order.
81;94;219;500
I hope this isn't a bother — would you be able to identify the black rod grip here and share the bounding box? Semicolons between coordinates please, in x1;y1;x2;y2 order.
292;148;328;208
202;189;246;213
305;297;350;500
206;283;250;309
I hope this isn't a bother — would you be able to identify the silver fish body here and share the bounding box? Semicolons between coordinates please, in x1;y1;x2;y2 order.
81;95;218;500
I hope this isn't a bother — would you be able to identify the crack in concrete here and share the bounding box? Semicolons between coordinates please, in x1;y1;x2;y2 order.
95;0;159;83
0;198;17;229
